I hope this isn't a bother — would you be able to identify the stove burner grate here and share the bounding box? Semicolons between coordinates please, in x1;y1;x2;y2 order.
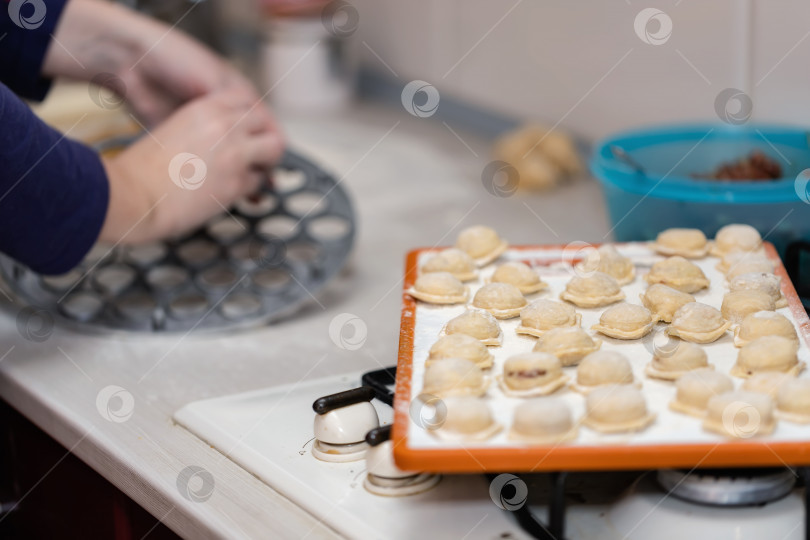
656;467;796;506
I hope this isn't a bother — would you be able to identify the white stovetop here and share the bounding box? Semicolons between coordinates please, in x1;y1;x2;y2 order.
0;94;611;538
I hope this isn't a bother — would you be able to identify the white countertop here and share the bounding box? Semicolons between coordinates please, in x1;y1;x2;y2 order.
0;102;610;538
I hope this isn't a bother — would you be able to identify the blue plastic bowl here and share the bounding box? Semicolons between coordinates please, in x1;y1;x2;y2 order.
591;123;810;255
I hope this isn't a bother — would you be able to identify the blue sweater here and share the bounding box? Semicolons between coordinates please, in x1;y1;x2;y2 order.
0;0;109;275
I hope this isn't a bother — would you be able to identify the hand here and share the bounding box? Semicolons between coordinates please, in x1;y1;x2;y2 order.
43;0;257;125
98;86;284;244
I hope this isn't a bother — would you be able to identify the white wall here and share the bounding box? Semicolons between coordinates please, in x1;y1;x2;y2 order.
353;0;806;141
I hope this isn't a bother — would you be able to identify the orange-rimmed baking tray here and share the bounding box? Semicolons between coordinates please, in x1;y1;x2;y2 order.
392;242;810;473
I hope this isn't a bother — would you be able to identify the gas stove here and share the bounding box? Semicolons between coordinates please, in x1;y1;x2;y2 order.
174;368;809;540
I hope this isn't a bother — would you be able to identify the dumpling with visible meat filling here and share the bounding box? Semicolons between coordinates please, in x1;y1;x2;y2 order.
645;256;709;293
516;299;581;337
653;228;710;258
406;272;468;304
490;261;548;294
639;284;695;323
421;248;477;281
497;352;569;397
560;272;624;308
666;302;731;344
455;225;508;266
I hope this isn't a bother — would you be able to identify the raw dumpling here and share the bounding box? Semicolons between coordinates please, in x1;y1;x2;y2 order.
712;224;762;257
490;261;548;294
703;391;775;438
734;311;799;348
407;272;468;304
727;259;776;281
576;244;636;285
775;378;810;423
427;334;494;369
472;282;527;319
497;352;569;397
669;369;734;417
730;335;803;378
666;302;731;344
533;327;601;366
639;284;695;323
653;228;710;258
421;248;477;281
645;256;709;293
560;272;624;308
645;341;710;380
742;372;794;398
582;385;655;433
716;251;770;274
444;309;503;346
422;358;489;397
516;299;581;338
434;397;501;441
509;398;578;444
571;350;636;393
720;290;776;324
591;302;656;340
455;225;508;266
730;272;786;308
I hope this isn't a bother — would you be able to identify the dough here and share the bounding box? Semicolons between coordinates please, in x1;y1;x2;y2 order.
443;309;503;346
653;228;710;258
669;369;734;417
582;385;655;433
645;256;709;293
776;378;810;423
712;224;762;257
422;358;489;397
497;352;569;397
560;272;625;308
703;391;775;438
455;225;508;266
407;272;468;304
742;372;794;398
591;302;656;340
434;397;501;441
572;350;635;393
666;302;731;344
645;341;710;381
516;298;581;337
720;290;776;324
639;284;695;323
730;272;787;308
509;398;579;444
472;282;528;319
727;260;775;282
730;335;803;378
576;244;636;285
533;326;601;366
421;248;477;282
716;251;770;274
491;261;548;294
734;311;799;348
427;334;494;369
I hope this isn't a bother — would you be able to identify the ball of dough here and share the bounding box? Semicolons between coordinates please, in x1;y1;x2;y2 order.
704;391;775;438
445;310;501;343
455;225;506;262
645;256;709;293
428;334;494;369
713;224;762;256
583;385;654;433
734;311;799;348
502;352;565;391
671;369;734;416
577;244;635;285
647;341;709;380
667;302;731;344
422;358;487;397
491;261;547;294
439;397;499;437
640;284;695;323
730;272;785;308
421;248;477;281
575;350;634;388
517;299;580;336
742;372;794;398
472;282;527;318
776;379;810;423
721;290;775;324
533;326;601;366
560;272;624;308
654;228;709;258
591;302;655;340
510;398;577;443
731;335;801;378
